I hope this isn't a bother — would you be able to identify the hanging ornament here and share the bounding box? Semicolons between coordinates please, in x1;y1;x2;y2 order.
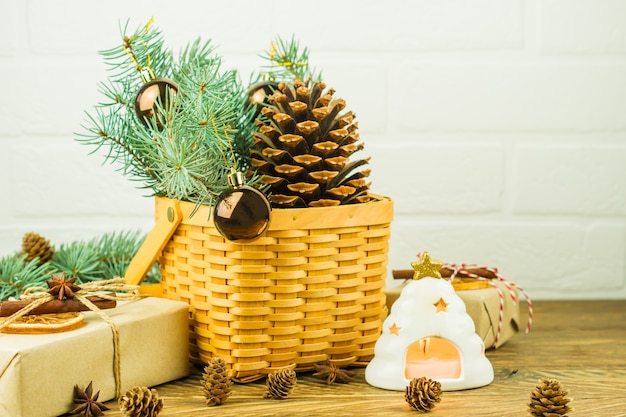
122;19;179;130
213;170;271;242
134;77;179;129
246;80;278;119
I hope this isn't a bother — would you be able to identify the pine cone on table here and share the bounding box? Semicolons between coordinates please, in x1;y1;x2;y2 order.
21;231;55;265
405;377;442;412
528;378;572;416
263;368;297;399
201;356;232;406
119;386;163;417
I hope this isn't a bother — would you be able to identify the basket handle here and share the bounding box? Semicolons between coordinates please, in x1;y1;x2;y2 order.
125;199;183;286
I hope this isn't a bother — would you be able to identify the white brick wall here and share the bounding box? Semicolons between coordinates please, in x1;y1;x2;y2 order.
1;0;625;299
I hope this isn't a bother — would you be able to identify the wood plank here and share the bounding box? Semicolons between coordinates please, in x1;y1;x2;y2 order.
102;300;626;416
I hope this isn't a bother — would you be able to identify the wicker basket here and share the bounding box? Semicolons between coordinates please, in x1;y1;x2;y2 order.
126;195;393;382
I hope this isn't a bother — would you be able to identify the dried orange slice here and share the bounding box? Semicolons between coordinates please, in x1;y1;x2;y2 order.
0;312;85;334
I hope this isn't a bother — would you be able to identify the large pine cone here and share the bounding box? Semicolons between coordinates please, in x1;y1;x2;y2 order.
405;377;442;412
201;356;232;406
263;368;297;399
119;386;163;417
528;378;571;416
21;232;55;265
250;78;371;208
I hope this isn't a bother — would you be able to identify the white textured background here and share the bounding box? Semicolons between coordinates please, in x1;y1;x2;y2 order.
1;0;625;299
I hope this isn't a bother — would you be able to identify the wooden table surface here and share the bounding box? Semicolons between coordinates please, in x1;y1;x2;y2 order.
103;300;626;416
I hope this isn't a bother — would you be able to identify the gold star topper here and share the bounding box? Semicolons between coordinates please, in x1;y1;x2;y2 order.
411;251;443;280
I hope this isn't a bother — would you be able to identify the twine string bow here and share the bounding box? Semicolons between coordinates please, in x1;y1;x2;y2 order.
0;277;140;398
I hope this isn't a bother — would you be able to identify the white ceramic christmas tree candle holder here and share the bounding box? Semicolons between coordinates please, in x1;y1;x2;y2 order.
365;252;494;391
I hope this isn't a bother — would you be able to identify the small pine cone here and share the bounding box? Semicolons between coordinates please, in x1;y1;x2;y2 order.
201;356;232;406
21;232;55;265
405;377;442;413
119;386;163;417
263;368;297;399
529;378;572;416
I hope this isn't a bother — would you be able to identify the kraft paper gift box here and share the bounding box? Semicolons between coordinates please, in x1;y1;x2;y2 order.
386;279;520;349
0;297;190;417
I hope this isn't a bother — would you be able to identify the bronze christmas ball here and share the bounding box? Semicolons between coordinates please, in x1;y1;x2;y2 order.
213;186;271;242
246;80;278;118
134;78;179;129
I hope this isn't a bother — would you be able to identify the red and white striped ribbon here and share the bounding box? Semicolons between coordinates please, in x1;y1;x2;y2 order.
416;253;534;349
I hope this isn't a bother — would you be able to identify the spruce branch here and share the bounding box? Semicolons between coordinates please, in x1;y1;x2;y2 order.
78;19;258;207
0;255;50;300
257;35;321;82
102;18;173;83
0;230;161;301
51;242;102;283
95;230;160;284
78;110;153;177
50;230;149;284
95;230;147;261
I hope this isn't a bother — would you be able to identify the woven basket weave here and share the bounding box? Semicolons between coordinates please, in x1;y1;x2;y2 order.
128;195;393;382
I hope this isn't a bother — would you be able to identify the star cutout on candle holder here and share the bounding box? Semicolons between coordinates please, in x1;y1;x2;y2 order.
411;251;443;280
389;323;401;336
433;297;448;313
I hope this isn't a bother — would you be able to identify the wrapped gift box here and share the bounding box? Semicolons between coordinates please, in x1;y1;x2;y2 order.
386;279;520;349
0;297;190;417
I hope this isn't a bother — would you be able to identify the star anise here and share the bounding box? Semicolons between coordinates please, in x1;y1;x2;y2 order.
312;361;356;384
69;381;110;417
46;272;81;300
